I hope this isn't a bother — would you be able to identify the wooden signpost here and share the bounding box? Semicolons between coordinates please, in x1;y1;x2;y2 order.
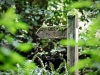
67;15;79;75
36;26;67;39
36;15;79;75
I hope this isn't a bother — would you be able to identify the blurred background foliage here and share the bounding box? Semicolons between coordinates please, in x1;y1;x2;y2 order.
0;0;100;75
0;7;37;75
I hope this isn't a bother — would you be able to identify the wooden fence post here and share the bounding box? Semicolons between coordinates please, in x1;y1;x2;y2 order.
67;15;79;75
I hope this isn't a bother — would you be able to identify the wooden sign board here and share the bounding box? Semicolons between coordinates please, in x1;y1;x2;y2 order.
36;26;67;39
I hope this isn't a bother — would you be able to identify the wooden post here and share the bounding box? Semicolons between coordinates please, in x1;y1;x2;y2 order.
36;15;79;75
67;15;79;75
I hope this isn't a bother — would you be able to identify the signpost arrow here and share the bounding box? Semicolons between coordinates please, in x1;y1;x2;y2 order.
36;26;67;39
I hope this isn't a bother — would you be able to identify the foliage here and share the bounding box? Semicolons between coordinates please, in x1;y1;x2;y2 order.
68;1;100;75
0;0;100;75
0;7;37;74
0;55;68;75
32;55;69;75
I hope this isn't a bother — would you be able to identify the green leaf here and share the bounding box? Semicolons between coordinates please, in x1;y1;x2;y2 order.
96;3;100;9
59;39;67;46
78;40;85;46
15;22;28;30
9;26;17;34
71;1;92;8
0;63;16;70
90;50;100;62
5;35;14;43
32;54;38;62
70;59;91;72
86;38;99;46
56;62;64;72
59;39;76;46
49;62;55;71
37;57;44;68
17;43;33;52
23;61;37;75
10;52;26;64
2;7;19;20
0;33;4;39
0;47;11;56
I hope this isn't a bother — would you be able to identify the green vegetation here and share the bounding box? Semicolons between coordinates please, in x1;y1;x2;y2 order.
0;7;37;75
0;0;100;75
